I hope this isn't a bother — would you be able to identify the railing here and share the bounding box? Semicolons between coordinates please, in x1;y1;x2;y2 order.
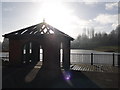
1;52;119;67
70;53;119;66
0;53;9;61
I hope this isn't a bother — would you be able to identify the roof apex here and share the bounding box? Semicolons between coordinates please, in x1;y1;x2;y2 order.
3;22;74;40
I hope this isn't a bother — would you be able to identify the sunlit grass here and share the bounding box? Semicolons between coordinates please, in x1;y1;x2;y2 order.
94;46;120;52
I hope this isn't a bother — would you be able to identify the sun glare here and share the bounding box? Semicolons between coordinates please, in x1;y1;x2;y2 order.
39;2;71;26
34;2;84;38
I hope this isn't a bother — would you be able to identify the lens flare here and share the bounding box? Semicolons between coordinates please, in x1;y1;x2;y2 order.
62;70;73;86
65;72;71;80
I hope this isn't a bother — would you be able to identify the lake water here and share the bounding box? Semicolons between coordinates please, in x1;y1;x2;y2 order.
70;49;118;66
71;49;117;54
0;49;119;66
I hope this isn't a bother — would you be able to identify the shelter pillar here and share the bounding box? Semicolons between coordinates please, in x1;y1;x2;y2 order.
41;37;61;71
25;43;30;63
32;43;40;63
62;40;70;70
9;39;22;64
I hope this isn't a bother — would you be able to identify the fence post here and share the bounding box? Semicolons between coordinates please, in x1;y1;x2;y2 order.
118;54;120;68
91;53;93;65
113;53;115;66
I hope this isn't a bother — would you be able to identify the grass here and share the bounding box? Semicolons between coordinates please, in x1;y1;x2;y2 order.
94;46;120;52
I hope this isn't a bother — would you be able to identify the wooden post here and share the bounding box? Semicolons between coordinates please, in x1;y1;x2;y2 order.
9;39;22;64
26;43;30;64
118;54;120;68
41;35;61;72
91;53;93;65
32;43;40;63
113;53;115;66
62;40;70;70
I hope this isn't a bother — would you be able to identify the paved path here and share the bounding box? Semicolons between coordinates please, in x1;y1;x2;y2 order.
2;62;119;88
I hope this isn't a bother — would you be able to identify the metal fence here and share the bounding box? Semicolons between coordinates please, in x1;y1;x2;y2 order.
70;53;119;66
0;53;9;61
1;52;119;66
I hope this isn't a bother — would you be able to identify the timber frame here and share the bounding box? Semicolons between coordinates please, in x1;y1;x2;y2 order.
3;21;74;71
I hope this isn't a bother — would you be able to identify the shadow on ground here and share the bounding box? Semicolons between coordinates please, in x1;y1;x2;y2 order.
2;65;99;88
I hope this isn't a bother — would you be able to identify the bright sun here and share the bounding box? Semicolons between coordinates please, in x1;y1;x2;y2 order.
34;1;83;38
39;2;72;26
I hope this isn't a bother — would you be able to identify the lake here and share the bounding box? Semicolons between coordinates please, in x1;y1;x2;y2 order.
0;49;119;66
70;49;118;66
71;49;118;54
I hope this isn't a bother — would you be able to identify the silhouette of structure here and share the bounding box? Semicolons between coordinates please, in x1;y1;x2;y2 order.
3;21;74;71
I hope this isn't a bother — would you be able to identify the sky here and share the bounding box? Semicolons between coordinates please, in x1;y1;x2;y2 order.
0;0;119;42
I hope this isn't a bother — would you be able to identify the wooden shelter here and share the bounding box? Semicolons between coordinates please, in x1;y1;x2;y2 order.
3;21;74;71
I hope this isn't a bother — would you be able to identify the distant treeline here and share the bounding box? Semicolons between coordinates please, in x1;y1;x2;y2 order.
0;41;2;51
1;38;9;52
71;25;120;51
